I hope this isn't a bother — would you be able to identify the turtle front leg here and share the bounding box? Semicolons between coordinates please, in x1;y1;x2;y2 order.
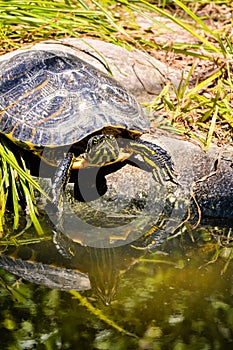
127;139;178;185
46;152;74;248
52;152;74;209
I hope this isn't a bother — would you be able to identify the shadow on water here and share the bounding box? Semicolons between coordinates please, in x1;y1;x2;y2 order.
0;206;233;349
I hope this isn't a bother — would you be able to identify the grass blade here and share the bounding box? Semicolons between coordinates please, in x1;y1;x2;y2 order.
0;138;48;235
205;106;218;151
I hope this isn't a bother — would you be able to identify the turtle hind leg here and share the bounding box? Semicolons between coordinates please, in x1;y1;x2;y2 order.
128;139;178;185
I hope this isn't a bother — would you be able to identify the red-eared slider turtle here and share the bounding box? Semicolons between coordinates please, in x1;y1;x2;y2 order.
0;48;177;210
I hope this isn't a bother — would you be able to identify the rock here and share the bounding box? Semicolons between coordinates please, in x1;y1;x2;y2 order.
0;38;182;103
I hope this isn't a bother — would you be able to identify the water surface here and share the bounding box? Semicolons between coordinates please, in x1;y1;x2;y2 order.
0;224;233;350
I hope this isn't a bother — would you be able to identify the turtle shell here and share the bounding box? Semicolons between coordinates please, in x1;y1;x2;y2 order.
0;49;149;148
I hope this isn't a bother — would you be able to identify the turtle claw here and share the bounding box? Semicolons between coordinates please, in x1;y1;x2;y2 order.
152;167;165;185
155;165;179;186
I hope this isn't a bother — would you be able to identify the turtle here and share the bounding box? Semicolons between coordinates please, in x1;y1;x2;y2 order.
0;47;177;214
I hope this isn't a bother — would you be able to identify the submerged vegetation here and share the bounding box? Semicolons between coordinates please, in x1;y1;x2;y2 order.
0;227;233;348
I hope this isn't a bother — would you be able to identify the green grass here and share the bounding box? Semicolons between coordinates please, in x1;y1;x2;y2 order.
0;0;232;235
0;137;51;236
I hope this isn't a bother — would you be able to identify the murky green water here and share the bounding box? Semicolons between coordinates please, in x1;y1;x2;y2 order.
0;222;233;350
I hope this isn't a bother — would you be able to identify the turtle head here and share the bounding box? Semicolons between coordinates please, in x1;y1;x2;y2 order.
85;134;120;166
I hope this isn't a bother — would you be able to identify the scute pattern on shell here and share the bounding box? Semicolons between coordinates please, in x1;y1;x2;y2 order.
0;49;149;147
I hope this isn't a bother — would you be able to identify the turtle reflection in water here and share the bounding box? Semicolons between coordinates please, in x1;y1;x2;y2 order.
0;228;162;305
0;47;177;218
